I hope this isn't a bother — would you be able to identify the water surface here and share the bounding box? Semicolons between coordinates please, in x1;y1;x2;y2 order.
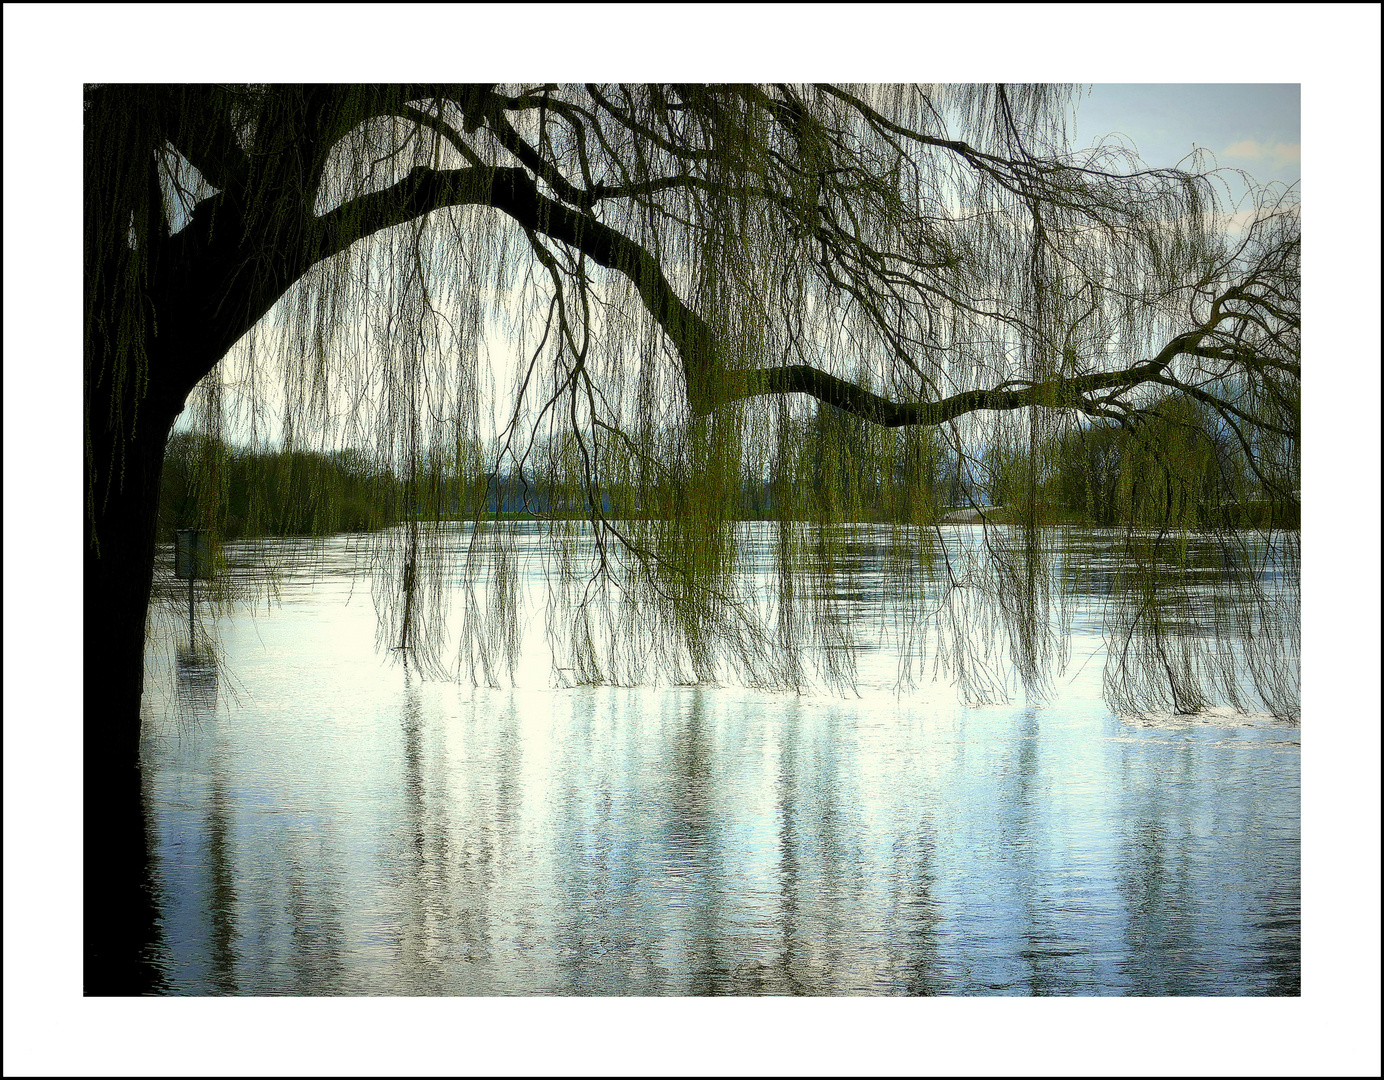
141;524;1299;994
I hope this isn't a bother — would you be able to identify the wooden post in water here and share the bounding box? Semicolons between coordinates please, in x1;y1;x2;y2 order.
175;529;211;648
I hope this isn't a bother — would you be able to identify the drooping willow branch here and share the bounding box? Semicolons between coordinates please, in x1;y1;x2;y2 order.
157;86;1290;450
715;357;1177;427
96;83;1299;716
297;162;1248;436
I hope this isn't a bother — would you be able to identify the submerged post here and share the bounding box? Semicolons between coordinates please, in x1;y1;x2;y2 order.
175;529;212;648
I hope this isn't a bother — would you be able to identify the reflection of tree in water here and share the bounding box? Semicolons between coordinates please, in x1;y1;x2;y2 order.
550;692;640;994
665;694;734;995
1114;742;1199;994
173;645;219;725
172;645;241;991
203;763;239;994
283;850;345;992
1251;883;1300;996
889;822;943;996
767;703;861;995
1113;728;1299;996
393;674;452;992
996;709;1100;994
445;693;520;983
551;691;726;994
772;705;810;995
219;803;349;992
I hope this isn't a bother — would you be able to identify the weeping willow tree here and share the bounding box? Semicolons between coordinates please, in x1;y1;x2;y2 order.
86;81;1300;763
84;82;1300;989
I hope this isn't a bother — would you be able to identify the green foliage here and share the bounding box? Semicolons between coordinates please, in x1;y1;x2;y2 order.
1044;390;1300;530
159;433;403;540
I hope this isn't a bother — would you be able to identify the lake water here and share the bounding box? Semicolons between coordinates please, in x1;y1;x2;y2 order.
140;523;1300;995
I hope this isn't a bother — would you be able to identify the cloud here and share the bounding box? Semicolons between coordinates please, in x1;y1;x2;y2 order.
1224;139;1301;168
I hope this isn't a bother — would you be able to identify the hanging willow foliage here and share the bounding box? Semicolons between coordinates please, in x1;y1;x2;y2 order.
86;83;1300;719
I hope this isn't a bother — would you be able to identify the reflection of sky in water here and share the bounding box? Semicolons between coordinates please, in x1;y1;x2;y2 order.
141;525;1299;995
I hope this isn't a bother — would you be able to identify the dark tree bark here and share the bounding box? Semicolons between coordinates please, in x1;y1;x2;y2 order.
84;316;182;992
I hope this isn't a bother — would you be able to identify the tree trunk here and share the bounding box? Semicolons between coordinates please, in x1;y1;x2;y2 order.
84;347;179;994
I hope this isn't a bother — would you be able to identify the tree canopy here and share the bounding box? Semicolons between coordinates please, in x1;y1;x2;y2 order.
85;83;1301;720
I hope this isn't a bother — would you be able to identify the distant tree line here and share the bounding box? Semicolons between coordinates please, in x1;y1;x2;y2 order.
163;382;1296;543
159;433;405;539
777;386;1298;529
1036;389;1299;529
158;433;616;538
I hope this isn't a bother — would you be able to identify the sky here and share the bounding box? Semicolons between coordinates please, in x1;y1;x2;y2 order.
1077;83;1300;190
3;5;1380;1077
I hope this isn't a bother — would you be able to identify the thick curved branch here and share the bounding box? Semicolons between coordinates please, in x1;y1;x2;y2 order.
303;165;1227;433
725;359;1174;428
182;147;1296;450
297;165;722;409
